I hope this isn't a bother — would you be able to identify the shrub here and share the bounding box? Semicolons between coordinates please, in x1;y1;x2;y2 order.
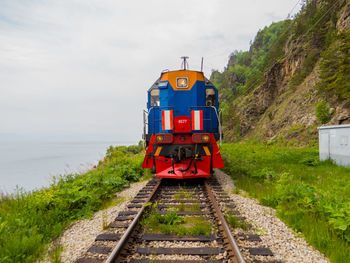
289;48;319;88
315;101;332;124
0;145;147;262
317;32;350;100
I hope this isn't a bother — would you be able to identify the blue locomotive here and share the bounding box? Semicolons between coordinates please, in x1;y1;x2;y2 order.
142;57;224;179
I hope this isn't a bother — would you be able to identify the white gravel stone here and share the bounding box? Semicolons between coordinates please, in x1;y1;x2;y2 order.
214;169;329;263
40;179;149;263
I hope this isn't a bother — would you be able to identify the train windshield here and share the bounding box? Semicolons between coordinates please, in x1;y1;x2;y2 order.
205;88;216;106
150;89;160;107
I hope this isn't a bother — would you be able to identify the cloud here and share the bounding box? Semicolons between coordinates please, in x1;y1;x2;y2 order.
0;0;301;142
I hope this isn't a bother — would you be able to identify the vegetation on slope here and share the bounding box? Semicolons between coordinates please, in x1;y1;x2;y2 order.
222;141;350;263
317;31;350;99
212;0;349;141
0;143;149;263
289;0;350;94
211;20;288;108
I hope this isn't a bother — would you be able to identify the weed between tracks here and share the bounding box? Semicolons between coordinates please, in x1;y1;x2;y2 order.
141;203;212;236
225;213;248;230
174;189;195;200
177;201;201;212
222;141;350;263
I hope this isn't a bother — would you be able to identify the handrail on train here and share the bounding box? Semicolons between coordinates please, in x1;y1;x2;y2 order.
143;106;175;150
190;106;222;150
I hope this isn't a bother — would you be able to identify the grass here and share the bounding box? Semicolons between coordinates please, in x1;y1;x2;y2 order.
176;202;201;212
225;213;248;230
221;141;350;263
141;204;212;237
174;192;194;200
174;185;195;200
48;245;63;263
101;196;126;210
0;144;150;263
102;211;108;230
178;201;185;211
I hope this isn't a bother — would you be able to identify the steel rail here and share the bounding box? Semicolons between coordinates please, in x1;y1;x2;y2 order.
105;179;162;263
204;181;246;263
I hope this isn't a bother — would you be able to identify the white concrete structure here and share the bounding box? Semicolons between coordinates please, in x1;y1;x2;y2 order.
318;124;350;167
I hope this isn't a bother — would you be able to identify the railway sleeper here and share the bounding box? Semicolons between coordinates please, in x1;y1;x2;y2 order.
157;204;206;209
136;246;222;255
130;260;224;263
142;233;216;241
157;210;204;215
247;247;274;256
75;258;104;263
95;233;121;241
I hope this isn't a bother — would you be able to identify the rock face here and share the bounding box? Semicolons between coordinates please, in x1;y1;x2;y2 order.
238;45;309;137
225;1;350;142
227;55;236;68
334;101;350;124
337;3;350;32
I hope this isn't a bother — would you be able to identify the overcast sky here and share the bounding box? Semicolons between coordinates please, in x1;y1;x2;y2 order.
0;0;301;143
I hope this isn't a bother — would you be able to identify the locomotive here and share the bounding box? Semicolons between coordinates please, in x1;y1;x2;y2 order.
142;57;224;179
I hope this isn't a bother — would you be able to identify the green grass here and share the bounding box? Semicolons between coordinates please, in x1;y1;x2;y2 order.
0;144;150;263
174;191;194;200
178;201;185;212
141;205;212;237
225;213;248;230
101;196;126;210
221;141;350;263
48;245;63;263
175;202;201;212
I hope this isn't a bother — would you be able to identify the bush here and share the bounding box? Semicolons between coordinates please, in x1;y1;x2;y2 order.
289;48;319;88
317;32;350;100
0;145;147;262
315;101;332;124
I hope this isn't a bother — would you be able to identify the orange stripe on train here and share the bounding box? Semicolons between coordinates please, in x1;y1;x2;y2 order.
160;70;205;90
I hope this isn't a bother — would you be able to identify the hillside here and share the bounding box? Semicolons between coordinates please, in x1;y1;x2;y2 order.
212;0;350;144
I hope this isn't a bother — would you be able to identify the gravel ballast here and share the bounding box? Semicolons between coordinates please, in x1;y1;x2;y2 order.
214;168;329;263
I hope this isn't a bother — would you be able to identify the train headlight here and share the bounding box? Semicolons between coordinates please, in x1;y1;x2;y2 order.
192;133;210;143
201;134;210;142
156;134;173;143
176;77;188;89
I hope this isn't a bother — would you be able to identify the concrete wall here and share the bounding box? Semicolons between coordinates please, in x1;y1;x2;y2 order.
318;124;350;167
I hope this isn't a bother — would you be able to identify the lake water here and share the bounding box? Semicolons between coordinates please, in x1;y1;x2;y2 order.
0;141;133;193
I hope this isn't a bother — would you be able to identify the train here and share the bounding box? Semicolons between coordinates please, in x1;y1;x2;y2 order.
142;57;224;179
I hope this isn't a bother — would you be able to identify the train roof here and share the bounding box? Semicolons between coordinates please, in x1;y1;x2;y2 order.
148;69;214;92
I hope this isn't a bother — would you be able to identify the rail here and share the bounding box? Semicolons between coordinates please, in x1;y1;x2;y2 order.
105;179;245;263
205;181;246;263
105;180;162;263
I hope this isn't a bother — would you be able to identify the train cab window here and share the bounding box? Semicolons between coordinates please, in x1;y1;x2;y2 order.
205;88;216;106
150;89;160;107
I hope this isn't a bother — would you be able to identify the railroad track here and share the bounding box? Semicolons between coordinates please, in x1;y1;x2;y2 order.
76;175;277;263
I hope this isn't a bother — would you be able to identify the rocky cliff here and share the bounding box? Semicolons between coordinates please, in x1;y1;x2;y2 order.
213;0;350;144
